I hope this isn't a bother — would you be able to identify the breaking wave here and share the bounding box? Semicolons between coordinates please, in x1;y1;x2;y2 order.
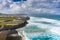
24;16;60;40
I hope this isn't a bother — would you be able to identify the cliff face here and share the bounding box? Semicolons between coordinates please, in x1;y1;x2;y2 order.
0;20;29;40
0;31;7;40
0;15;30;40
0;30;22;40
0;20;28;31
6;33;22;40
0;15;30;31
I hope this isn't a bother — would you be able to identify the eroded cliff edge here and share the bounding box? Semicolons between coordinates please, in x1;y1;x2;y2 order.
0;14;30;40
0;14;30;31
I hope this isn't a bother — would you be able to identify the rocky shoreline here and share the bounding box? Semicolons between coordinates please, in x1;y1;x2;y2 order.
0;20;28;31
0;15;30;40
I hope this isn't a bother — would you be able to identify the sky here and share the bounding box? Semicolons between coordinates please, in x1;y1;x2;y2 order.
0;0;60;15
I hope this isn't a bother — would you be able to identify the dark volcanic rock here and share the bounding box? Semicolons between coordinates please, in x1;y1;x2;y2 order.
6;34;22;40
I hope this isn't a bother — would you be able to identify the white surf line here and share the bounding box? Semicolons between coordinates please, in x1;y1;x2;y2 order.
29;17;60;26
37;23;60;35
16;28;30;40
26;23;60;38
28;17;60;35
49;27;60;35
26;32;43;38
33;23;60;35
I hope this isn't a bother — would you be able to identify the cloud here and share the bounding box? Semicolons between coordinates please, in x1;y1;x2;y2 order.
0;0;26;14
26;0;60;14
0;0;60;15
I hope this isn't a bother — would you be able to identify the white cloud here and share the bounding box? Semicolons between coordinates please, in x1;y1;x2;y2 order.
24;0;60;15
0;0;60;14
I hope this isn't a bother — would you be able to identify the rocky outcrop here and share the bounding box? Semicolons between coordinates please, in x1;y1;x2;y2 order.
0;15;30;40
0;20;28;31
0;16;30;31
6;33;22;40
0;30;23;40
0;31;7;40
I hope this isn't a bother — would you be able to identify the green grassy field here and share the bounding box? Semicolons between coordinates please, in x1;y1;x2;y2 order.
0;17;16;23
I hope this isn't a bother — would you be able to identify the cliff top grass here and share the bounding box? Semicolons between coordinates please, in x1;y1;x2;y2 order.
0;17;16;23
0;14;29;30
0;17;25;29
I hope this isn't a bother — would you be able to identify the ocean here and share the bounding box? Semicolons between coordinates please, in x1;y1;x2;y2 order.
23;15;60;40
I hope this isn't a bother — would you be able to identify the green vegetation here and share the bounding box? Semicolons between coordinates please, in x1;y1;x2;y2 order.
0;16;25;29
0;14;29;30
0;17;16;23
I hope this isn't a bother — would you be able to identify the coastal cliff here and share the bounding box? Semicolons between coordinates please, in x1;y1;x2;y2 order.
0;14;30;40
0;14;30;31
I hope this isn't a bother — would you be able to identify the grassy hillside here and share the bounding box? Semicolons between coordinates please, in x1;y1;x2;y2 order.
0;17;16;23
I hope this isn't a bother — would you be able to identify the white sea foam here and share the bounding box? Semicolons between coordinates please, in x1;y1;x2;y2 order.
27;17;60;36
26;32;43;38
29;17;60;26
50;27;60;35
17;16;60;40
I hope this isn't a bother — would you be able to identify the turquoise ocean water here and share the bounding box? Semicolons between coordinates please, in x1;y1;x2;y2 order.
24;15;60;40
